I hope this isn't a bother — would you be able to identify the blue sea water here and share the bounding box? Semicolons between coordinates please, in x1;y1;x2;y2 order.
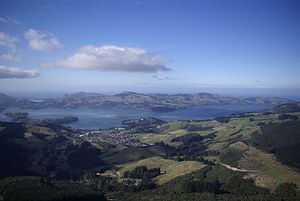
0;104;272;129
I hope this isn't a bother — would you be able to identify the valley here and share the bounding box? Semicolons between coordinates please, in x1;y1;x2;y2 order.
1;101;300;200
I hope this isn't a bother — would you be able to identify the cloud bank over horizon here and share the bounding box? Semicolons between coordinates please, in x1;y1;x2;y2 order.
48;45;170;73
0;66;39;78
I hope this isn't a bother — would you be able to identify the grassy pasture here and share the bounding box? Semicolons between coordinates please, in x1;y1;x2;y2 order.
139;129;188;145
240;147;300;190
116;156;206;185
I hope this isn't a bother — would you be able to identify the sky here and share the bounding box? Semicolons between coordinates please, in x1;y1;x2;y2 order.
0;0;300;97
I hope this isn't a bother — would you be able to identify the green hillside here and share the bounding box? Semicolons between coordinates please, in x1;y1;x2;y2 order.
1;109;300;201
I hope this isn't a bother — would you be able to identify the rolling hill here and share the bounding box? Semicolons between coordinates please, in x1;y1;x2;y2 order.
1;102;300;201
0;91;291;111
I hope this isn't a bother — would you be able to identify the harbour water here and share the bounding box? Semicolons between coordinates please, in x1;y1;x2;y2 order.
0;104;272;129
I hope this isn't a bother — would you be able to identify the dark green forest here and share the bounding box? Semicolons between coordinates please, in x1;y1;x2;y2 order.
251;120;300;169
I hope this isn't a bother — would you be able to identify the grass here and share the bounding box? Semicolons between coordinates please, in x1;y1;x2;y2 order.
203;156;220;163
207;142;227;151
139;119;248;151
139;121;216;146
165;121;189;132
200;120;222;128
239;127;259;141
228;141;249;152
213;127;241;141
139;129;188;145
26;125;58;138
240;147;300;190
203;118;259;151
227;117;255;127
220;146;245;167
102;147;154;165
205;128;243;151
193;129;215;136
90;141;115;150
116;156;206;185
138;114;300;191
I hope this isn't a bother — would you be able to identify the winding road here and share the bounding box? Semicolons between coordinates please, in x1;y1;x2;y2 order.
220;163;257;173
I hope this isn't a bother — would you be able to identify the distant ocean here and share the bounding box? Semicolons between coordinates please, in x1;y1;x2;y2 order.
0;104;272;129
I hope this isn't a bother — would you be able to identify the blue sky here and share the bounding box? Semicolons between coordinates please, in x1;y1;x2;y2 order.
1;0;300;97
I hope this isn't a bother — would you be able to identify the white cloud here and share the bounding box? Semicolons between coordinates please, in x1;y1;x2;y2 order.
0;54;20;62
0;32;19;51
24;28;62;51
49;45;170;73
0;66;39;78
0;16;22;25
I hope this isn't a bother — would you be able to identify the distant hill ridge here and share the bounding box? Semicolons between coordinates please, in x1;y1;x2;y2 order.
0;91;293;111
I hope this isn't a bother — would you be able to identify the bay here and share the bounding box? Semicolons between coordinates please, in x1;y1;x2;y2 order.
0;104;272;129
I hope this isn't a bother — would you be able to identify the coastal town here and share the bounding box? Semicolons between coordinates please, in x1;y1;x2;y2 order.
75;117;164;147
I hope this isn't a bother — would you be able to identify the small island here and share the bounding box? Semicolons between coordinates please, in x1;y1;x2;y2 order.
4;112;29;122
41;116;79;125
150;106;177;112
